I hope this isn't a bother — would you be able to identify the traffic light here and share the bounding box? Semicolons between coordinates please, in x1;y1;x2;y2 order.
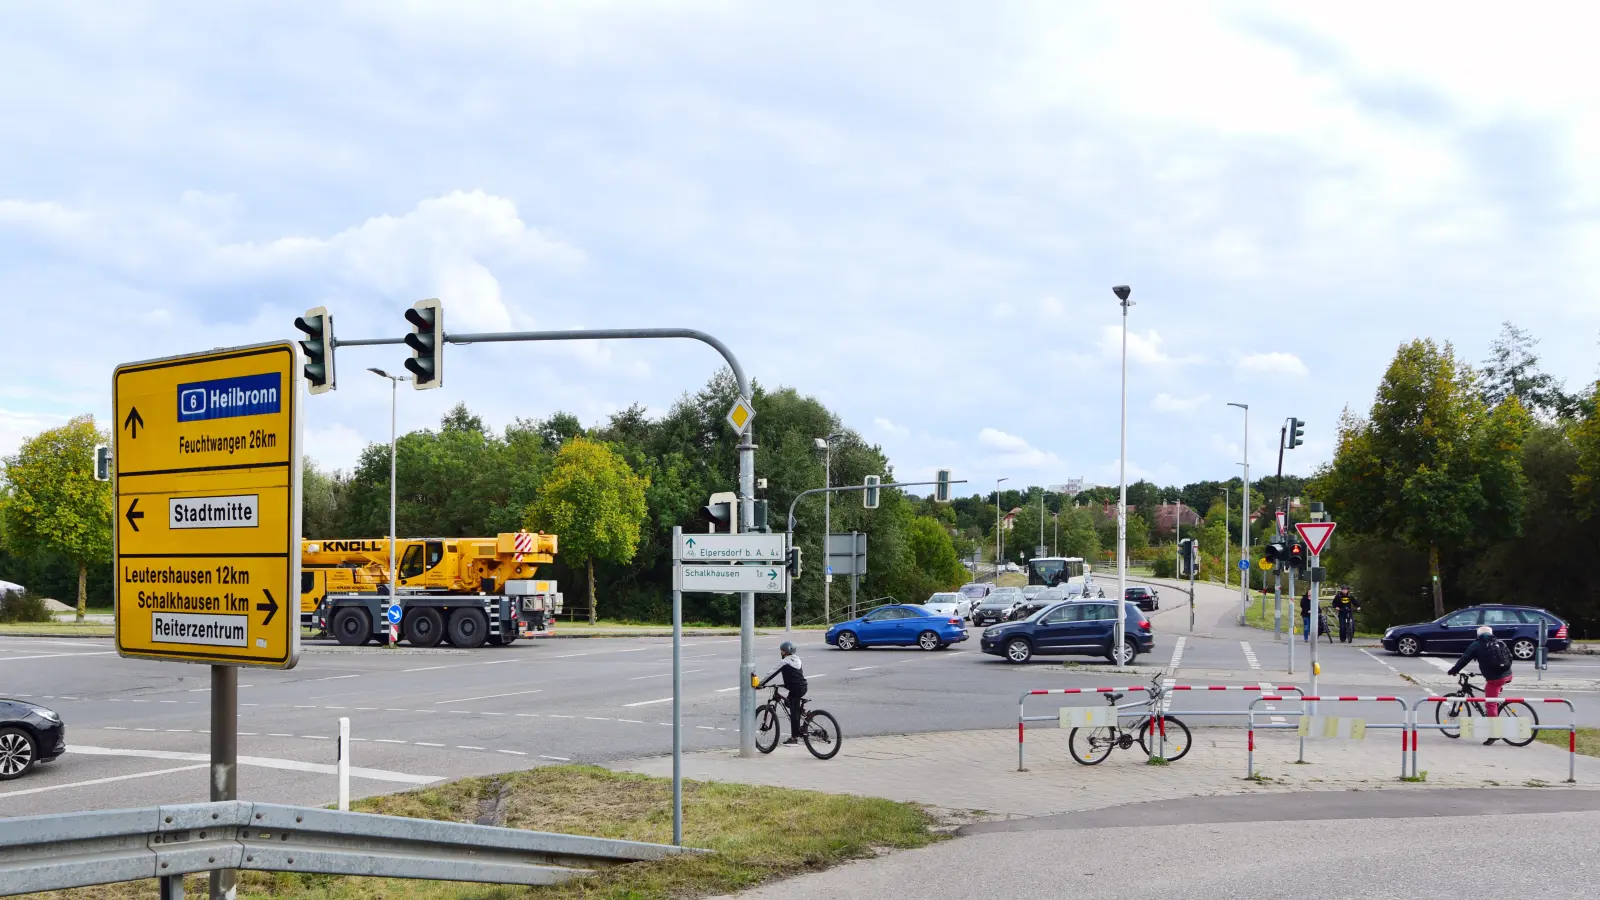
93;444;111;482
700;491;738;533
1288;417;1305;449
863;475;880;509
404;298;443;389
1178;538;1199;578
1264;539;1284;566
935;469;951;503
786;546;803;579
293;306;336;394
751;499;769;533
1286;538;1306;571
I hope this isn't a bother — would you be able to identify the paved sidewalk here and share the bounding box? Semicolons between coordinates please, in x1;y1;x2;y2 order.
622;726;1599;819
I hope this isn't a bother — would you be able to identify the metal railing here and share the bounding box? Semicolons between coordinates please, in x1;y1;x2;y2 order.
1410;695;1577;783
0;801;702;897
1247;695;1410;780
1017;686;1149;770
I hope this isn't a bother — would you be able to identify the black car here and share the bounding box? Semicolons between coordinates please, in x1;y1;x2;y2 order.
980;600;1154;665
1381;605;1570;660
1126;586;1160;611
972;590;1024;626
0;698;66;780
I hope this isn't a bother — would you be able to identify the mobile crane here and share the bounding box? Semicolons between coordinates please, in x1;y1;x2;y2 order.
301;531;563;648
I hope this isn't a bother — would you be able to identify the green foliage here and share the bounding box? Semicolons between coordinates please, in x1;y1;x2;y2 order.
1;415;112;618
525;436;650;623
903;515;967;595
1574;382;1600;520
0;589;51;624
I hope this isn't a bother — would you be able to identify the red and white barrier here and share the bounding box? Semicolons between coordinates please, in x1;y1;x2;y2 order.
1247;695;1410;779
1017;687;1148;771
1410;695;1576;783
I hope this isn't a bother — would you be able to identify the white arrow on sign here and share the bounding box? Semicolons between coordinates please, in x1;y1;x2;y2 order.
1295;521;1337;556
674;563;787;594
674;533;787;562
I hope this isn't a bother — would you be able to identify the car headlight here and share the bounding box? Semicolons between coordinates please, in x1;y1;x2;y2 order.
1384;628;1395;638
31;707;60;722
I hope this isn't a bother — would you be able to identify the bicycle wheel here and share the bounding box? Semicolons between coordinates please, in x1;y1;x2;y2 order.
1137;716;1192;762
802;710;842;760
1068;727;1117;765
1496;700;1538;747
1435;695;1464;739
755;704;780;754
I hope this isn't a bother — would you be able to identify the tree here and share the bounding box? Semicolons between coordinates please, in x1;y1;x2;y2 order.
1574;382;1600;521
1;416;113;620
1480;322;1579;419
1321;339;1531;617
524;437;649;624
904;515;966;595
1057;507;1100;560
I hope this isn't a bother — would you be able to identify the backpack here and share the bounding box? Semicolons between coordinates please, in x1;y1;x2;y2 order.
1483;638;1512;674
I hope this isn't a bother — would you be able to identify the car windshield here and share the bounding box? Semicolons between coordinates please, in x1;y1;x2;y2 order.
925;593;960;605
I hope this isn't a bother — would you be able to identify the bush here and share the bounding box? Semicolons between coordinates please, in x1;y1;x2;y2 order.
0;589;53;624
1150;556;1176;578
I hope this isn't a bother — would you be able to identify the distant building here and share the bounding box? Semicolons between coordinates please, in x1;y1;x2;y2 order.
1150;502;1202;534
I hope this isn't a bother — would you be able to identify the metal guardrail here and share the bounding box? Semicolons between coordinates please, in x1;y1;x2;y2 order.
0;801;702;897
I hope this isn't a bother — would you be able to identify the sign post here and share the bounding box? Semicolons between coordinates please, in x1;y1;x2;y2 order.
113;342;302;900
1295;520;1336;705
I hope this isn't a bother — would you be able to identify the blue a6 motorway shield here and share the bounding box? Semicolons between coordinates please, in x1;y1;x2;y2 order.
177;372;283;422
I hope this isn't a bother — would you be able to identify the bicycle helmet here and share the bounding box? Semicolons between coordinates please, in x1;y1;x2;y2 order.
779;641;796;656
1477;625;1494;638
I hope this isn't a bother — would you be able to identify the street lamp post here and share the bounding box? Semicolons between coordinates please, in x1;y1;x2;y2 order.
995;477;1009;578
1224;487;1231;591
368;368;411;638
1113;285;1133;668
1228;402;1250;626
813;433;844;624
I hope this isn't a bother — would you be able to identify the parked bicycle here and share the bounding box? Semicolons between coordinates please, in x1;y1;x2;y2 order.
1068;674;1191;765
1435;672;1537;747
754;683;842;759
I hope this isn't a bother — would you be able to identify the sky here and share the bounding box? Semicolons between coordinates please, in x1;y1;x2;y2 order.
3;2;1598;497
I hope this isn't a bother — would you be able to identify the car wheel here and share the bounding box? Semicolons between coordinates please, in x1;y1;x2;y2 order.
836;631;858;651
0;727;36;781
1397;635;1420;657
331;608;372;647
1510;638;1537;661
1109;641;1137;666
447;608;490;649
917;630;940;651
405;607;445;648
1005;638;1032;663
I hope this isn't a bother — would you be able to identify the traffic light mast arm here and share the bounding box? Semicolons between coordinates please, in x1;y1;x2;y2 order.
784;479;968;531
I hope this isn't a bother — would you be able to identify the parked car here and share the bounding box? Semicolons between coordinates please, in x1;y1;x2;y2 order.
0;698;65;780
1126;585;1160;611
826;605;969;651
972;588;1025;626
1011;587;1067;621
923;591;973;620
980;600;1153;664
1020;585;1045;600
1382;605;1569;659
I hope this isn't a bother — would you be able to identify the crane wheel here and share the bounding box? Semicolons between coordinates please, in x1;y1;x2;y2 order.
448;608;490;649
406;607;445;648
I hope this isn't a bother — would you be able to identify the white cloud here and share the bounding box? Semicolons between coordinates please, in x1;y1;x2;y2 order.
1153;392;1212;413
874;417;910;438
977;427;1063;471
1237;352;1310;378
0;409;72;462
1099;327;1201;366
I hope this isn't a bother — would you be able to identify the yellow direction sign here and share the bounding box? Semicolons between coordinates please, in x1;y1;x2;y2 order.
113;342;302;668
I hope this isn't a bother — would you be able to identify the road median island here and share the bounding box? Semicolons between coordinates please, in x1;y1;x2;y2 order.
28;765;941;900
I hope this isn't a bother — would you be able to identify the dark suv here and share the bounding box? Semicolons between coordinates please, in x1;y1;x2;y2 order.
1381;605;1570;660
980;600;1153;665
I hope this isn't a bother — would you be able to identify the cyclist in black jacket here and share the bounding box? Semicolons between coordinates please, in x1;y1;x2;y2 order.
1448;626;1515;745
758;641;808;744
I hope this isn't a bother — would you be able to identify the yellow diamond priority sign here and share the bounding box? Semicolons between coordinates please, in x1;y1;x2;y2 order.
113;342;302;668
725;396;755;433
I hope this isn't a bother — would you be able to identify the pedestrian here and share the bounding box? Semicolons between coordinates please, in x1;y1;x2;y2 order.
1330;587;1360;643
1299;590;1312;642
1446;625;1515;745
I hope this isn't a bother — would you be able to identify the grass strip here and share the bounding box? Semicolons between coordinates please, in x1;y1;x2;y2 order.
28;765;941;900
1536;726;1600;758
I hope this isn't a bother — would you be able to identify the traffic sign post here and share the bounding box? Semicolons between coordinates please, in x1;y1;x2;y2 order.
1295;520;1336;707
673;563;787;593
675;533;786;562
113;342;302;900
386;601;402;644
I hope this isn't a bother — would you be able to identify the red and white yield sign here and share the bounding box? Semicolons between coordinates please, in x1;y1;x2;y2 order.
1295;521;1337;557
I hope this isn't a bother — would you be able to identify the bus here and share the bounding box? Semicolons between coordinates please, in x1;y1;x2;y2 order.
1027;556;1087;587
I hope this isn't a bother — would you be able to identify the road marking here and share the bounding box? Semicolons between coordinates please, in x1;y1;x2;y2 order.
629;670;702;680
515;713;540;718
456;746;486;751
849;666;878;671
0;764;210;799
497;749;527;756
325;706;346;710
435;688;544;705
618;718;644;724
809;674;827;679
1361;648;1400;674
624;697;674;707
402;664;457;673
165;729;191;733
0;652;116;663
1167;636;1187;671
715;687;740;693
318;674;361;681
1240;641;1260;670
616;647;649;653
301;735;329;740
539;755;571;761
69;746;439;784
374;739;407;744
548;714;574;719
268;733;293;737
415;742;445;747
1259;681;1285;723
552;653;589;658
1421;656;1452;672
584;717;612;721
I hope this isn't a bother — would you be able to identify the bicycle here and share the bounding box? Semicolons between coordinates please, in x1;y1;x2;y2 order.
1068;674;1191;765
754;684;842;759
1435;672;1537;747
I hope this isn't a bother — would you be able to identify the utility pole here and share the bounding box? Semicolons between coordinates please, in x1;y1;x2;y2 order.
1113;285;1133;668
995;477;1009;578
369;368;410;644
816;434;842;623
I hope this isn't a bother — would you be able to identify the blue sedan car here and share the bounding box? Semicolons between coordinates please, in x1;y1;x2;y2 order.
826;605;969;651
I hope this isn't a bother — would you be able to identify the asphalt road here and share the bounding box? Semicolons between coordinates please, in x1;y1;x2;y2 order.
3;579;1594;817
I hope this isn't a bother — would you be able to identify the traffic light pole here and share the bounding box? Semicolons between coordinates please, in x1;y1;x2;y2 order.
330;325;763;756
